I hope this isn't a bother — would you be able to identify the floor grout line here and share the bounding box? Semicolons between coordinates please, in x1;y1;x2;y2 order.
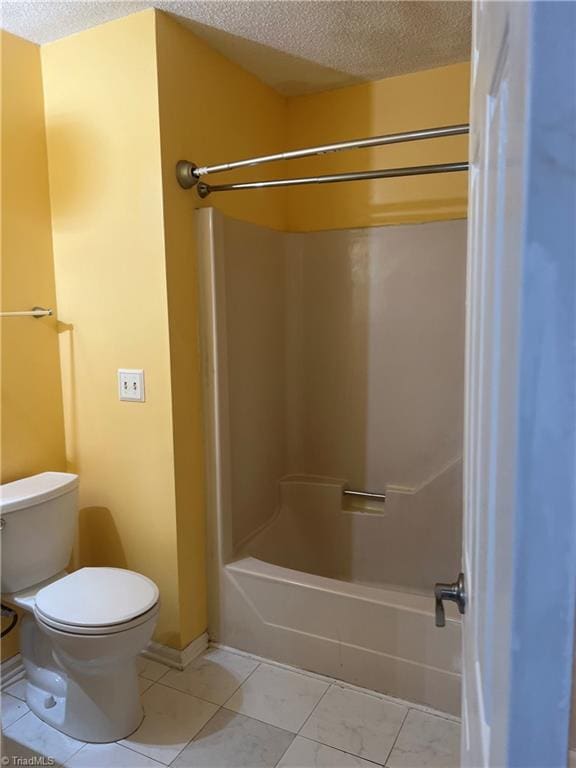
295;681;332;736
166;705;229;767
270;732;297;768
219;701;301;736
382;705;410;767
292;733;389;768
146;653;263;711
150;676;235;708
220;660;262;709
121;684;227;767
118;732;180;767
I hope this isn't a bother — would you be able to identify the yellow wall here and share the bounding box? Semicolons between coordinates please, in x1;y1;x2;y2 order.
154;12;288;643
40;12;184;648
155;12;287;231
286;63;470;231
0;31;67;659
37;10;288;651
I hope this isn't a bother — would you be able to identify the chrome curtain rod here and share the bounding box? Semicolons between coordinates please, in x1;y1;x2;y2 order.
176;123;469;188
197;161;469;198
0;307;53;318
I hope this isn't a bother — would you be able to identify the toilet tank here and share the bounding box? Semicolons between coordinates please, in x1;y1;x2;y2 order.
1;472;79;594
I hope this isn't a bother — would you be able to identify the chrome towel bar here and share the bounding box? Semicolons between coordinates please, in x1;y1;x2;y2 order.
343;488;386;503
0;307;53;318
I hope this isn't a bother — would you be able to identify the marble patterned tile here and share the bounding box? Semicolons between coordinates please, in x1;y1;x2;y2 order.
65;742;165;768
161;649;259;705
172;708;294;767
1;692;29;728
224;663;329;733
278;736;379;768
301;685;406;765
137;658;170;682
5;678;27;701
3;711;85;765
120;681;218;765
386;710;460;768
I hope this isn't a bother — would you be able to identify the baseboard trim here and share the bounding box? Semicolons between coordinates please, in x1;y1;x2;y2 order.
142;632;208;670
0;653;25;690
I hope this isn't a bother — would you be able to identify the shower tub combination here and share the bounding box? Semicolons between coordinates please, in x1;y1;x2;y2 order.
198;208;466;716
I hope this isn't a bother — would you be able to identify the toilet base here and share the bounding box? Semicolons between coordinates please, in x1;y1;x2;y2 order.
25;675;144;743
20;611;155;743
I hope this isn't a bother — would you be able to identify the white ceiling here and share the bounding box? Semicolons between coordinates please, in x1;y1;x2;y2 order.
2;1;471;95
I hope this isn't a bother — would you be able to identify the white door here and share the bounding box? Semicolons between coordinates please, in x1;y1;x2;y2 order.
462;1;576;766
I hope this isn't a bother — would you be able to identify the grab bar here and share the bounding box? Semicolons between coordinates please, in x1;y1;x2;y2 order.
343;488;386;503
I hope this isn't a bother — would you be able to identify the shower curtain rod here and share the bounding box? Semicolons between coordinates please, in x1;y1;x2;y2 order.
196;161;469;198
176;123;469;189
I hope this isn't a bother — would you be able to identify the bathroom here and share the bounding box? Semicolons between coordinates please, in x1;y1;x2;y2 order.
1;3;575;767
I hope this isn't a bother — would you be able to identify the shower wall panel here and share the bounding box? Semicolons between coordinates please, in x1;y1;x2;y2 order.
220;218;287;548
215;214;466;554
286;220;467;493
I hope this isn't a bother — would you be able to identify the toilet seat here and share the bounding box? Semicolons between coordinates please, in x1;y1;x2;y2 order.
35;602;159;635
34;567;159;636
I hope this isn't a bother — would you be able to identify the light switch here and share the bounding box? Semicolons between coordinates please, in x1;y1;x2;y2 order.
118;369;145;402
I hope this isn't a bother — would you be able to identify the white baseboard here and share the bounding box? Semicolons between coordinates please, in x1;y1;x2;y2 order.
142;632;208;670
0;653;25;691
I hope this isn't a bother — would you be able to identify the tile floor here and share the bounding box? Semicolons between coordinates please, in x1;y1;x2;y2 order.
1;646;461;768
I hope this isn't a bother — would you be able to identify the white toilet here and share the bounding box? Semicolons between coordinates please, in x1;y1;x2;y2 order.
0;472;160;743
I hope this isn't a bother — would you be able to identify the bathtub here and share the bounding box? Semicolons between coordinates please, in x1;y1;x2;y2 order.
212;477;462;716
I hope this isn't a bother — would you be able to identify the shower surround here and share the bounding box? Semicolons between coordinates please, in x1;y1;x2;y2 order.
198;208;466;715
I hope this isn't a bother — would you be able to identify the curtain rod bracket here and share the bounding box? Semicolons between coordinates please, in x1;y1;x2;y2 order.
176;160;199;189
198;182;211;199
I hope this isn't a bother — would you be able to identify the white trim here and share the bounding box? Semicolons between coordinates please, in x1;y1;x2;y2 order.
142;632;208;670
0;653;25;690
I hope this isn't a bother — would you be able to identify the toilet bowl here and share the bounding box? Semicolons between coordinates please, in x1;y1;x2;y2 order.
1;473;160;743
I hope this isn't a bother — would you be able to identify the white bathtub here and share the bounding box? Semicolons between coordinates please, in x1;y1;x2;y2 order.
210;477;462;715
216;555;461;716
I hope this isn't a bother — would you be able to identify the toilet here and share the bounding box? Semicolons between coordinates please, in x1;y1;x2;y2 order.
0;472;160;743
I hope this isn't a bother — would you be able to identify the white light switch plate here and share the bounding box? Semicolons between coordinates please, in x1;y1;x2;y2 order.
118;369;145;402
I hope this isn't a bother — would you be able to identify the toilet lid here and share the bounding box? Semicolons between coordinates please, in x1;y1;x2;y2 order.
35;567;159;628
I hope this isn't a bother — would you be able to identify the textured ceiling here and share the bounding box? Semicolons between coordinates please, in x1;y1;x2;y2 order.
2;1;471;95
